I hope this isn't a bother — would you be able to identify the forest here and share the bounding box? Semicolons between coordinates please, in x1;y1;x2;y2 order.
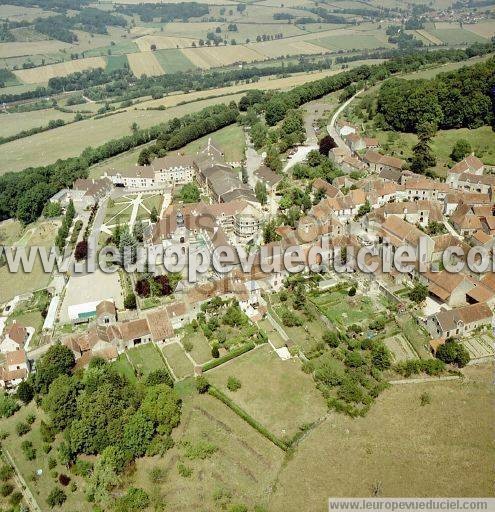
377;57;495;132
0;0;90;11
115;2;209;22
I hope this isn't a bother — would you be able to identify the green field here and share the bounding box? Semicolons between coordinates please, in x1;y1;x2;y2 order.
112;353;137;383
105;54;129;72
126;343;167;377
207;345;327;439
154;48;196;74
427;28;488;45
162;342;194;379
315;34;390;51
0;108;75;139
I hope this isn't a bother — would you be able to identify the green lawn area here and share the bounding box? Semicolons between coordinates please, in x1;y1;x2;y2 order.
186;331;212;365
84;40;139;57
162;342;194;379
395;314;431;359
112;353;137;383
207;345;327;439
154;48;196;74
104;198;133;225
0;403;92;512
180;124;245;163
257;319;286;349
136;194;163;221
126;343;167;377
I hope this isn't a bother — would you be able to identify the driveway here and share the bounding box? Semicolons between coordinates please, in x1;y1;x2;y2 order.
326;90;363;154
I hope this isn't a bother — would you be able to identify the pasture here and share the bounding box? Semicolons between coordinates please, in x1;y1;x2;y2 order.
315;34;391;51
13;56;106;84
0;108;75;138
427;27;488;45
0;40;70;59
465;21;495;39
269;364;495;507
153;48;196;74
207;345;327;439
130;392;285;511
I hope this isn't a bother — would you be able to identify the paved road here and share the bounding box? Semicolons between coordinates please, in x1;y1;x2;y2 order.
245;134;263;186
282;144;318;173
326;89;363;155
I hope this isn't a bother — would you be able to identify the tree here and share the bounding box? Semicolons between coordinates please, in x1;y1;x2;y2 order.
74;240;88;261
356;200;371;218
34;344;75;394
86;446;121;508
16;381;34;404
145;369;173;387
42;375;79;431
123;412;154;458
409;282;428;303
264;145;282;173
227;376;241;391
119;228;137;267
47;487;66;508
450;139;472;162
319;135;337;155
436;339;470;368
306;149;322;167
150;206;158;223
195;376;209;394
124;292;137;310
371;343;391;370
263;219;281;244
255;182;267;205
133;221;144;243
179;183;200;203
410;125;436;174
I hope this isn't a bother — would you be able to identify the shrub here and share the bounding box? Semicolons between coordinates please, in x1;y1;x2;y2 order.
183;340;193;352
15;421;31;437
0;394;20;418
71;459;93;477
0;465;13;481
181;439;217;460
9;491;22;506
58;474;70;486
202;343;255;372
70;481;77;492
21;440;36;460
148;467;165;483
43;443;52;454
48;457;57;470
145;368;173;387
40;421;55;443
226;376;241;392
322;330;339;348
211;345;220;358
47;487;67;508
0;483;13;497
177;462;192;477
26;413;36;425
348;286;357;296
124;292;137;310
420;392;431;406
195;376;210;394
16;381;34;404
114;488;149;512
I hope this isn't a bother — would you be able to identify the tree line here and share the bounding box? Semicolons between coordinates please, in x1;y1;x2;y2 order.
0;104;238;224
115;2;209;22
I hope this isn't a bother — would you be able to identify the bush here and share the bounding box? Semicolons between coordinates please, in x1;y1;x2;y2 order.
195;376;210;394
211;345;220;358
47;487;67;508
114;488;149;512
202;343;255;372
71;459;93;477
226;376;241;392
59;474;70;486
0;483;13;497
40;421;55;443
0;394;20;418
177;462;192;477
420;392;431;406
124;292;137;310
16;381;34;404
148;467;165;483
21;441;36;461
348;286;357;296
0;465;13;481
181;439;218;460
16;422;30;436
9;491;22;506
145;368;173;387
322;330;339;348
48;458;57;470
183;340;193;352
26;413;36;425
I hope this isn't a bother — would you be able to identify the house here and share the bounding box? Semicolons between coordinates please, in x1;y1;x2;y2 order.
455;173;495;195
370;200;443;228
426;302;492;339
151;155;196;185
423;271;474;307
253;165;282;196
363;150;405;174
105;165;156;189
345;133;366;152
311;178;341;199
401;176;449;202
0;322;28;353
450;202;484;237
443;192;492;216
0;349;29;390
446;155;485;188
72;178;113;206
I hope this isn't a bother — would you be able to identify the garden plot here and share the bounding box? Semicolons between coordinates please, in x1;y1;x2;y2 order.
462;333;494;362
126;343;167;377
384;334;418;362
162;342;195;379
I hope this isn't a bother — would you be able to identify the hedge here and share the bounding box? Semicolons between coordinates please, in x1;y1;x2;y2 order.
202;342;255;372
208;386;288;451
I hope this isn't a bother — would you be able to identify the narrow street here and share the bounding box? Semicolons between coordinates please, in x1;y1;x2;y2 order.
326;89;363;154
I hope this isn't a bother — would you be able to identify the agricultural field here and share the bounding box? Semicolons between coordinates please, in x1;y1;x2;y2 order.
13;56;106;84
462;331;494;363
0;108;75;139
162;342;195;380
153;48;196;74
0;40;70;59
465;21;495;39
384;333;418;362
426;27;488;45
127;51;164;77
315;34;391;51
126;343;167;377
269;364;495;508
207;345;327;439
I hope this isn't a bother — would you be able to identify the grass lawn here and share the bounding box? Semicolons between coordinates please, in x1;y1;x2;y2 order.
179;123;245;163
207;345;327;439
0;403;92;512
396;314;430;359
112;353;137;383
257;319;286;349
6;310;44;346
162;342;194;379
136;194;163;221
269;364;495;508
130;392;285;511
154;48;197;74
0;108;75;139
185;331;212;365
126;343;167;378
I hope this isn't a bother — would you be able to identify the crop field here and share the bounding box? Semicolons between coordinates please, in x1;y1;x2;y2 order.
315;34;391;50
0;108;75;138
162;342;194;379
126;343;167;377
127;51;164;77
13;56;106;83
249;39;325;59
153;48;196;73
135;34;197;51
105;54;129;71
269;364;495;508
0;4;52;22
0;40;70;59
84;40;139;58
465;22;495;39
427;28;488;45
415;29;443;45
182;44;263;69
207;345;327;439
